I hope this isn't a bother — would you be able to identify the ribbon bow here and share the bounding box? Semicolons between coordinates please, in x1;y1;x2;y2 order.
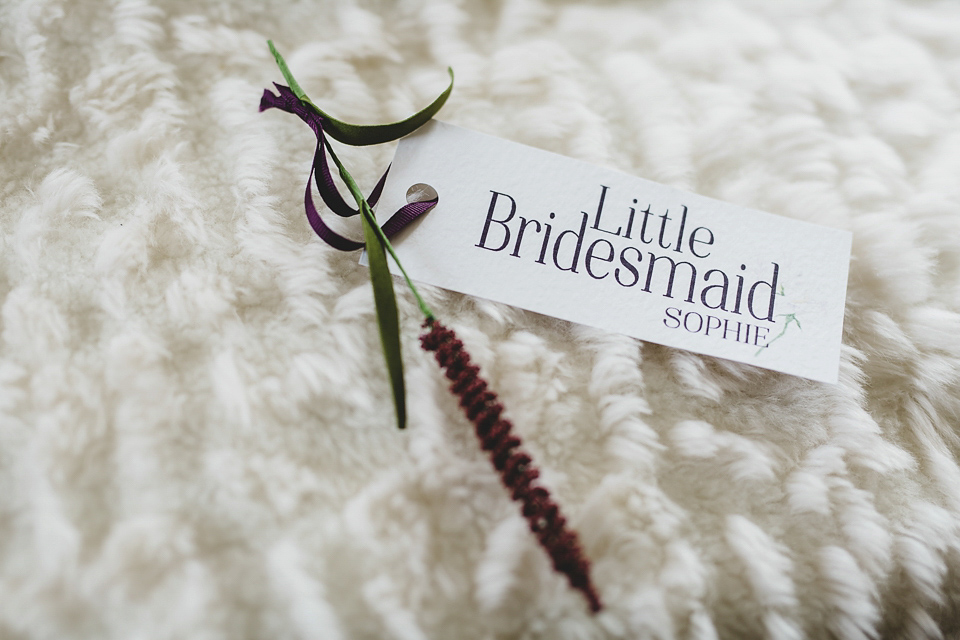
259;83;439;251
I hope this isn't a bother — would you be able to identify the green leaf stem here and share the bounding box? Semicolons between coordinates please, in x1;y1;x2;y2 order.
362;205;406;429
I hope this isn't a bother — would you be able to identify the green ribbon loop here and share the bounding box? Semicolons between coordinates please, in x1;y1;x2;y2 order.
269;40;454;146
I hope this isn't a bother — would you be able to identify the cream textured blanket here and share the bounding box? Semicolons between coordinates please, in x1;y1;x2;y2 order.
3;1;960;638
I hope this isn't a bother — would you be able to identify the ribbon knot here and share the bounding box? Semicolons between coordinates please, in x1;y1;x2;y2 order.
260;84;438;252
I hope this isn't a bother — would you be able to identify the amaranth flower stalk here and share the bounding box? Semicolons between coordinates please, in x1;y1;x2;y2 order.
420;318;602;613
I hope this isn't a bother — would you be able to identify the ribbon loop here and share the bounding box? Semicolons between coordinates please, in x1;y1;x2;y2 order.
260;85;438;251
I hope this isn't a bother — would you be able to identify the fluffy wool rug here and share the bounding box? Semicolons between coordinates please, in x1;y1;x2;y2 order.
3;0;960;638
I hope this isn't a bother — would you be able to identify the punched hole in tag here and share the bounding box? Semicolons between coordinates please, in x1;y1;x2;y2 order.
406;183;438;204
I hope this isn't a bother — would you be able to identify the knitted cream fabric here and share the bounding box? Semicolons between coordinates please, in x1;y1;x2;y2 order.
3;1;960;638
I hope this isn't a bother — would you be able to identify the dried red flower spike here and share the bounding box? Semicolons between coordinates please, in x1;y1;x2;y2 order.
420;319;603;613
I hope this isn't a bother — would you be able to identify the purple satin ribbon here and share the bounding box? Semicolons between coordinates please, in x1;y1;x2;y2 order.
259;83;438;251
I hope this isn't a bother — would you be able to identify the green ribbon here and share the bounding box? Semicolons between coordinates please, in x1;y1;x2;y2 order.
269;41;454;146
268;41;452;429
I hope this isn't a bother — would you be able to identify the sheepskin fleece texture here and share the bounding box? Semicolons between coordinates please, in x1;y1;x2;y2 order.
4;0;960;638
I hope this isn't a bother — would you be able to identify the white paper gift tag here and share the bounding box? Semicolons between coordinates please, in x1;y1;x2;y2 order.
367;121;851;383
